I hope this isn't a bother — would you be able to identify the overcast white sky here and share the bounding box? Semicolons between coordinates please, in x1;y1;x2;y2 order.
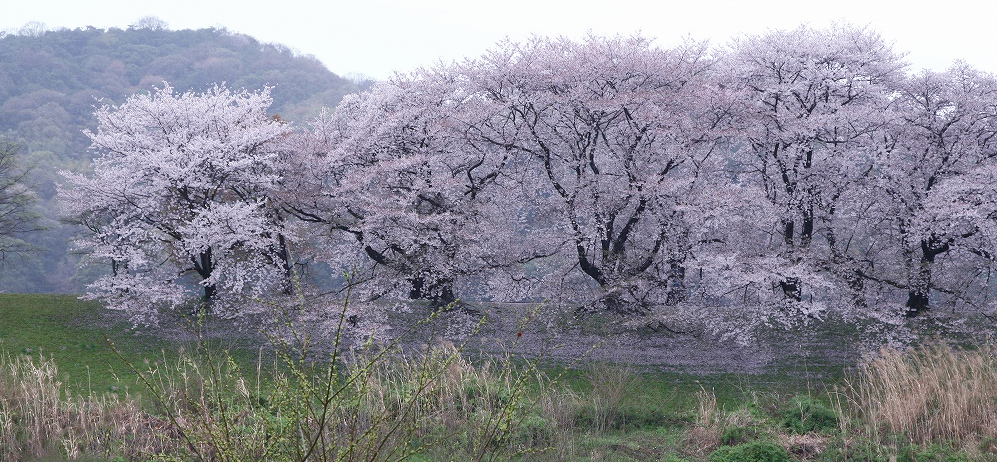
3;0;996;80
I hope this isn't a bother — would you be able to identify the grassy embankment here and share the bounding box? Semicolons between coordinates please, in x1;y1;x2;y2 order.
0;294;157;396
0;294;263;397
1;294;995;461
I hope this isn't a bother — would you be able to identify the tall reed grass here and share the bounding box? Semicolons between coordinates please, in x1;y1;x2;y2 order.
846;340;997;449
107;290;565;462
0;352;166;461
0;338;561;461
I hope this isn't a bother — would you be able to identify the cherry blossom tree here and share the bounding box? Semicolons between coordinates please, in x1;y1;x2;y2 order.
282;72;548;307
721;25;906;306
61;84;294;321
62;27;997;336
875;64;997;316
282;36;786;318
457;35;742;314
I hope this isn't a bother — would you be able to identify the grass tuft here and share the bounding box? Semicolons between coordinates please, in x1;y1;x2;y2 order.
846;340;997;449
0;352;166;461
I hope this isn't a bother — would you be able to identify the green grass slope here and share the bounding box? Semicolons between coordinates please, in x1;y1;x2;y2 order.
0;293;171;396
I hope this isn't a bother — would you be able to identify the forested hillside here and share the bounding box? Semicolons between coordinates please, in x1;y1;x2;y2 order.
0;24;362;292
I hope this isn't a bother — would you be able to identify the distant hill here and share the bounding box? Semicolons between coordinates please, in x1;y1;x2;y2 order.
0;25;360;158
0;25;363;293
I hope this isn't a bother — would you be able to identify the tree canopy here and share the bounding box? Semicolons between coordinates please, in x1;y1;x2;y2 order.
59;26;997;339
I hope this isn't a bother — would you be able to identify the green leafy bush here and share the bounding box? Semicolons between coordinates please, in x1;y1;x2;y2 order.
720;425;764;446
709;441;791;462
897;444;974;462
817;439;889;462
781;395;838;434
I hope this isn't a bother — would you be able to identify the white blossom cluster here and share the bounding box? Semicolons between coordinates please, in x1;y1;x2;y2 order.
62;84;292;323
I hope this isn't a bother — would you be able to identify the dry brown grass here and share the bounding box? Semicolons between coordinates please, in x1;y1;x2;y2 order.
348;341;554;460
845;340;997;448
537;386;583;461
777;433;830;460
585;361;634;434
686;387;833;460
0;352;169;461
683;387;729;457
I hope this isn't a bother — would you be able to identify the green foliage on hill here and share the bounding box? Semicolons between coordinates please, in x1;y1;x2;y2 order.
0;25;357;160
0;25;362;293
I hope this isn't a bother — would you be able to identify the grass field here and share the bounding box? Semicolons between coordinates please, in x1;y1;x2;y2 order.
1;294;995;461
0;294;265;399
0;294;164;396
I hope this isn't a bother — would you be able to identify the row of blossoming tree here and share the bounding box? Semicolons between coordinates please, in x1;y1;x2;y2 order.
60;25;997;333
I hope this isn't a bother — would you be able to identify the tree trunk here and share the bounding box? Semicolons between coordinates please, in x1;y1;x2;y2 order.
779;219;803;301
665;260;686;306
276;233;293;295
192;247;216;312
409;275;457;309
905;236;949;318
905;255;933;318
800;208;814;248
202;283;217;311
778;210;816;302
826;228;867;309
846;269;867;309
779;278;802;302
601;290;645;315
